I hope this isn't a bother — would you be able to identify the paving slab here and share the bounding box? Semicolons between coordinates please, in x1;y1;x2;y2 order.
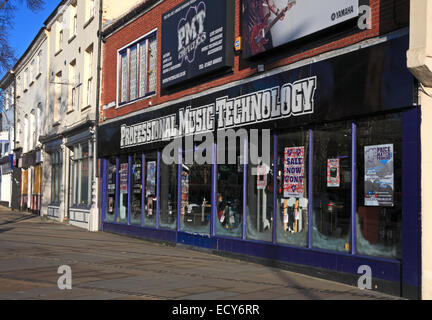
0;208;402;300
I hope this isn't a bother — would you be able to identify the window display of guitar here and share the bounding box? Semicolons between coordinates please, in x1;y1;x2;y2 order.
249;0;296;56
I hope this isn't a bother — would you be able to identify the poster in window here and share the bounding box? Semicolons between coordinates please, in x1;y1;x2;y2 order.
120;163;128;191
146;161;156;196
256;164;268;190
283;147;305;198
327;159;340;187
181;169;189;218
364;144;394;206
132;163;142;194
108;196;114;213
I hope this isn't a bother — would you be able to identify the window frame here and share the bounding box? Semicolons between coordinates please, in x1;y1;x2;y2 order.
116;29;157;108
50;150;63;205
70;140;93;209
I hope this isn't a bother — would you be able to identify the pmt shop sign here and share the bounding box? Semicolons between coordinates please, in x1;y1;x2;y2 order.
161;0;235;88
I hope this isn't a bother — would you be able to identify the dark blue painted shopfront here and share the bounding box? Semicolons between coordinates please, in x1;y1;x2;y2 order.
98;33;421;298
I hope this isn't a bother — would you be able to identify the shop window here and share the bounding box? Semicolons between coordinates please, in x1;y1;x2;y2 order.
51;150;62;204
246;136;274;242
130;153;143;225
22;169;29;209
105;157;117;222
180;150;212;235
216;145;244;238
70;141;93;207
276;130;309;247
118;156;129;224
144;152;158;227
118;31;157;106
33;165;42;198
312;122;352;252
159;161;177;230
356;114;402;259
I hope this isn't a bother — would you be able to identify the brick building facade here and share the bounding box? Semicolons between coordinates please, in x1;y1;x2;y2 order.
98;0;419;298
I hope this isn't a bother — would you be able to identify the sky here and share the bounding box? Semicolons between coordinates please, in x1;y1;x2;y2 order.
10;0;60;62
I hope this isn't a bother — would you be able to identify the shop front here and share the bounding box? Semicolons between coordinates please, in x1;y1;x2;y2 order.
98;33;420;298
64;125;98;231
0;155;13;207
19;150;42;214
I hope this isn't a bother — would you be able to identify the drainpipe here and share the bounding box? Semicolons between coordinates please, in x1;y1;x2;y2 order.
94;0;104;230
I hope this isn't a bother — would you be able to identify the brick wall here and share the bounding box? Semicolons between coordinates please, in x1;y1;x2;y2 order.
100;0;409;122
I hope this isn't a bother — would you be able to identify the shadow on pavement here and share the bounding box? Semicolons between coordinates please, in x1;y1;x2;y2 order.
0;213;37;226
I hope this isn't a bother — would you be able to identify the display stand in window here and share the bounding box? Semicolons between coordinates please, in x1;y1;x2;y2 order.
216;147;244;238
144;153;157;227
312;122;352;252
106;158;116;222
118;159;129;223
180;157;212;235
130;154;142;225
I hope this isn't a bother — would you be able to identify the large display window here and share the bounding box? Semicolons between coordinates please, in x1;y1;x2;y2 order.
180;153;212;235
246;137;274;242
355;114;402;259
144;152;157;227
216;146;244;238
106;157;117;222
312;122;352;252
276;130;309;247
159;160;177;230
130;153;143;225
101;116;406;261
118;156;129;224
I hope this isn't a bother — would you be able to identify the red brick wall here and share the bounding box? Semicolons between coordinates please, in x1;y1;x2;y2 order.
100;0;409;122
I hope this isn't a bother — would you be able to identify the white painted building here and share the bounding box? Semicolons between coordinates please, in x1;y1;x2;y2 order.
407;0;432;301
0;71;15;208
13;28;48;214
40;0;143;231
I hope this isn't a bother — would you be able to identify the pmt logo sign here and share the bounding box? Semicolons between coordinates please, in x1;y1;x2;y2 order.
177;2;207;63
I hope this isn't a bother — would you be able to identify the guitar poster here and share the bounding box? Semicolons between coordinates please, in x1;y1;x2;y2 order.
364;144;394;207
283;147;305;198
241;0;359;58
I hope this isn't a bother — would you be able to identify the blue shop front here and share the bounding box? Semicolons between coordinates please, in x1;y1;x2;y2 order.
98;33;420;299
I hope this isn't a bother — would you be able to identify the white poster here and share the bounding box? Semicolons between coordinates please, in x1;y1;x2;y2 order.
364;144;394;207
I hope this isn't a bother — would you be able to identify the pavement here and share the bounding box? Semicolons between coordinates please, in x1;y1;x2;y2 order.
0;206;401;300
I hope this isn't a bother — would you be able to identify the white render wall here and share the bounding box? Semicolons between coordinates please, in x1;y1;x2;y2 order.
42;0;142;231
407;0;432;300
0;174;11;205
15;32;48;152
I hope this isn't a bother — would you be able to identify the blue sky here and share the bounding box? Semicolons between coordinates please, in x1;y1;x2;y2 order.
11;0;60;61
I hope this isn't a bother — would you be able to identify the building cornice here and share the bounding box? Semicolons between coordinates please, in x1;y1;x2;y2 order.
101;0;162;40
13;28;47;74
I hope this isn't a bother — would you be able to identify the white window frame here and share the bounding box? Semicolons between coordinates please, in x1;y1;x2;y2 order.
116;28;157;108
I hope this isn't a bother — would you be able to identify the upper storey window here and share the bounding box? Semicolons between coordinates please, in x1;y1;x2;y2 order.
118;31;157;106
